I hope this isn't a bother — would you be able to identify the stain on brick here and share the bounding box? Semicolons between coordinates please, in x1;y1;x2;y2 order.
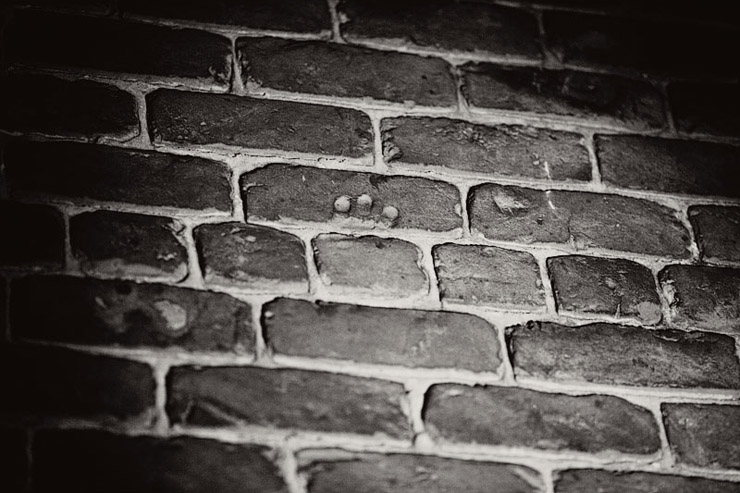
689;206;740;263
669;81;740;138
555;469;740;493
0;201;64;270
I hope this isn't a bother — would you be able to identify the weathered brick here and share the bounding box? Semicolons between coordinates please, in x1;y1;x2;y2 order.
314;234;427;296
0;427;26;492
0;344;155;422
33;430;288;493
596;135;740;198
195;222;307;289
263;298;501;372
548;255;661;324
507;321;740;389
659;265;740;335
434;244;544;309
689;205;740;263
6;11;232;85
167;366;411;438
339;0;540;59
11;276;254;352
669;81;740;137
242;164;461;232
147;89;373;159
462;64;665;130
424;384;660;454
468;184;690;258
4;141;232;211
382;117;590;181
0;73;138;140
555;469;740;493
663;404;740;470
0;201;64;269
70;211;187;280
237;38;457;107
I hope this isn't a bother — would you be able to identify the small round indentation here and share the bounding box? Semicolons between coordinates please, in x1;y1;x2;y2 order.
382;205;399;220
333;195;351;213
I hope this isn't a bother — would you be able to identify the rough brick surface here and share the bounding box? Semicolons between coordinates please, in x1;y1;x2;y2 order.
0;427;26;492
147;90;373;159
662;404;740;470
167;367;411;438
596;135;740;198
238;38;457;107
382;117;591;181
242;164;461;232
195;222;307;289
424;384;660;454
263;298;501;372
434;244;544;309
555;469;740;493
70;211;187;280
314;234;427;296
462;64;665;130
11;276;254;352
548;255;661;324
669;81;740;137
689;206;740;263
0;201;64;269
507;321;740;389
33;430;288;493
468;184;690;258
4;141;232;211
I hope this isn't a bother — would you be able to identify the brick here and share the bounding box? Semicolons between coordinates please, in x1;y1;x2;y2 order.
0;73;138;140
555;469;740;493
300;451;544;493
242;164;461;232
339;0;540;59
662;404;740;470
4;141;232;211
147;89;373;159
195;222;307;289
434;244;544;309
0;201;64;269
0;427;26;492
122;0;330;33
669;82;740;137
33;430;288;493
12;0;112;12
382;117;591;181
507;321;740;389
70;211;187;280
11;276;254;352
659;265;740;335
463;64;665;130
0;278;6;339
314;234;427;296
6;11;232;85
264;298;501;372
0;344;154;422
690;205;740;263
548;255;661;324
237;38;457;107
424;384;660;454
167;366;411;438
596;135;740;198
468;184;690;258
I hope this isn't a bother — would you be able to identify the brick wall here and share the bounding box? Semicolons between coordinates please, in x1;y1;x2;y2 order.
1;1;739;491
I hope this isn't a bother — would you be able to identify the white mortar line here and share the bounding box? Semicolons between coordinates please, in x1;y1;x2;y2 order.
325;0;344;43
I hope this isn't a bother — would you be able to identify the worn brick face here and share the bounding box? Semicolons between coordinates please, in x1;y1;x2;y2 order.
689;206;740;263
668;81;740;137
0;427;26;492
0;201;64;269
555;469;740;493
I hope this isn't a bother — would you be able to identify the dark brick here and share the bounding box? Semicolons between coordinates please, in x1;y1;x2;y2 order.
264;298;501;372
382;117;591;181
434;244;544;309
596;135;740;198
0;73;138;140
548;255;661;324
4;141;232;211
659;265;740;335
0;201;64;269
11;276;254;352
237;38;457;107
12;0;112;12
6;11;232;85
507;321;740;389
462;64;665;130
0;278;6;339
669;82;740;138
690;206;740;263
663;404;740;470
0;427;26;492
0;344;154;422
147;89;373;159
167;366;411;438
33;430;288;493
242;164;461;232
195;222;307;289
468;184;690;258
71;211;187;280
555;469;740;493
424;384;660;454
